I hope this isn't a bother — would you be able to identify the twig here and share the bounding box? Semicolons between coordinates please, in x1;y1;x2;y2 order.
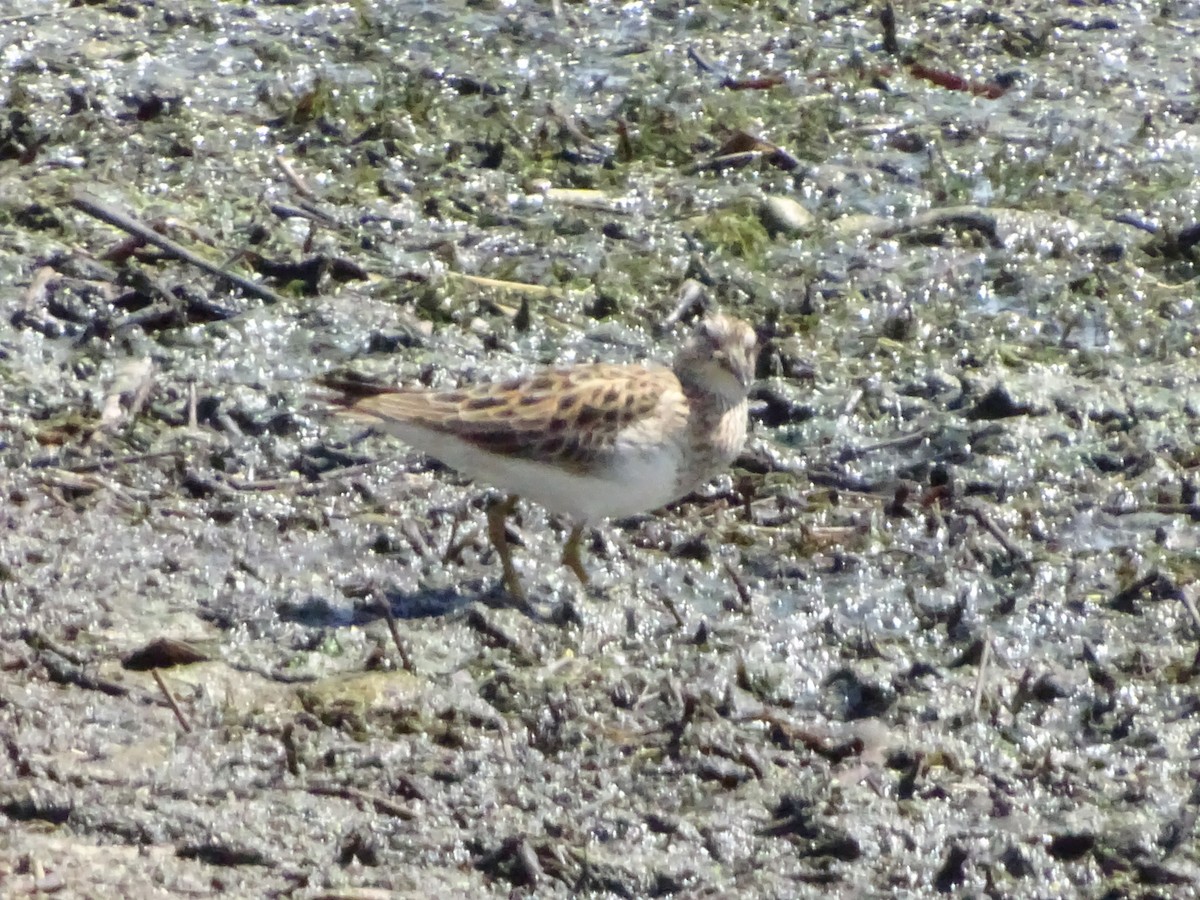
466;608;537;664
440;505;467;565
445;271;558;297
62;449;181;473
275;155;315;198
377;594;415;672
0;13;51;24
304;783;415;819
658;279;707;334
960;503;1023;560
188;382;198;430
21;265;56;308
881;2;899;54
972;634;992;719
542;187;631;214
1179;585;1200;636
268;202;336;226
684;150;765;174
661;596;686;628
1101;502;1200;517
395;519;430;558
315;460;388;483
39;650;135;698
152;669;192;733
853;428;933;454
97;357;155;433
22;628;87;664
877;205;1001;245
722;559;753;613
721;75;785;91
71;189;288;305
687;45;720;75
840;388;864;418
1107;571;1159;611
197;470;330;498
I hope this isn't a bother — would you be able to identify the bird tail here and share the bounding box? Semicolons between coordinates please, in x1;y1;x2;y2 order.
309;372;398;423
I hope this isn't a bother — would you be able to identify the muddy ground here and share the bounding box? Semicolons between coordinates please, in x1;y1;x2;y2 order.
2;0;1200;897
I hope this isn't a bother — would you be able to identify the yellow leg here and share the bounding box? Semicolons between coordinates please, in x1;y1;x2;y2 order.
486;494;524;601
561;524;590;586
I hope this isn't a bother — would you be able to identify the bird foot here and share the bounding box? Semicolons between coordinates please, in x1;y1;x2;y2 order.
486;494;526;603
561;524;590;586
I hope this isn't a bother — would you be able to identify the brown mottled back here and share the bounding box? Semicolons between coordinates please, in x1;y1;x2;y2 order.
334;363;679;473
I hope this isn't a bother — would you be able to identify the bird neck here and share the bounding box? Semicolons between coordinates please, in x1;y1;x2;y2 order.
677;371;743;414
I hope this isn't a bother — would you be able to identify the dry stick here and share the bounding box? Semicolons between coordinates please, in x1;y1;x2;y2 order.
722;559;753;613
661;595;686;629
377;594;415;672
446;271;557;298
64;449;181;473
855;428;933;454
70;189;288;305
0;13;51;24
658;278;707;334
22;266;56;308
217;473;319;494
152;669;192;733
466;608;537;664
687;45;720;75
304;783;415;819
187;382;198;430
274;155;315;198
972;635;992;719
961;504;1023;560
316;460;383;483
1178;586;1200;633
400;519;436;559
440;509;465;565
874;206;1000;241
684;150;765;174
840;387;865;418
881;2;899;55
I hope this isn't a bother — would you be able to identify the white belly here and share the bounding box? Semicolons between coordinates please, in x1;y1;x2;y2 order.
380;424;685;523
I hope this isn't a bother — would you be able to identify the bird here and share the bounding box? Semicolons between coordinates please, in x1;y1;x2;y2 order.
324;312;758;603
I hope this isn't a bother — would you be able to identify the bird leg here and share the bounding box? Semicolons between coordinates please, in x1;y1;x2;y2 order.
486;494;525;601
561;524;590;586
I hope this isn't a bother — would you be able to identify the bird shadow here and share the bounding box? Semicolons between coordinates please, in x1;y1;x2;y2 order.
275;585;473;628
274;580;580;629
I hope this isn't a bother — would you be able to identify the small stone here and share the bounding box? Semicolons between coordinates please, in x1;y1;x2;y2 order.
760;195;814;237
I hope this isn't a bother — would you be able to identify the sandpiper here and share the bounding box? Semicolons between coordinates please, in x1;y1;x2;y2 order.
327;313;757;601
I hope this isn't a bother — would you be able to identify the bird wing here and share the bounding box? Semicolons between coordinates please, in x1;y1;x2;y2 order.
331;364;684;473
